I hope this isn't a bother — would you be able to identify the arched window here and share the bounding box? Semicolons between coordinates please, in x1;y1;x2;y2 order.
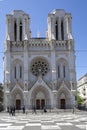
20;21;22;41
58;58;69;80
58;65;60;78
20;66;22;79
55;21;58;40
14;66;16;79
14;21;17;41
61;20;64;40
63;65;65;78
12;60;23;82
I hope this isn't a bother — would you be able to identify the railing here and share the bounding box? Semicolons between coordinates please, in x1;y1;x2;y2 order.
10;39;70;51
29;38;50;46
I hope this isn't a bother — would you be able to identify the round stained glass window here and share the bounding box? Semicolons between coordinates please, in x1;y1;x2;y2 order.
31;59;49;76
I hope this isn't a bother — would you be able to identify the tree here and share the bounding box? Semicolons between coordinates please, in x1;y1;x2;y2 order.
77;91;84;105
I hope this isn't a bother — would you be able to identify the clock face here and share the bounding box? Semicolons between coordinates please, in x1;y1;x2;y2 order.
31;59;49;76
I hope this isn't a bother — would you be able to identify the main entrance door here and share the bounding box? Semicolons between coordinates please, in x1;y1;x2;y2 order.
36;99;45;109
41;99;45;109
36;99;40;109
60;99;65;109
16;99;21;110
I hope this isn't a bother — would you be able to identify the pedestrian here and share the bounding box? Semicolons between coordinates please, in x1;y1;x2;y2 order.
23;106;25;114
9;106;13;116
32;106;36;114
13;106;15;116
7;106;9;113
72;107;74;114
43;106;47;113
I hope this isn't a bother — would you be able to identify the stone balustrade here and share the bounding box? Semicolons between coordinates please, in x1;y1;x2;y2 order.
10;38;69;51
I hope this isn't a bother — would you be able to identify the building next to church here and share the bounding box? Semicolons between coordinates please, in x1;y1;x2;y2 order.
4;9;76;110
77;74;87;107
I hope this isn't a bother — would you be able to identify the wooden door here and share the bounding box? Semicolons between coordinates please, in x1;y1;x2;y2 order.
41;99;45;109
60;99;65;109
36;99;40;109
16;99;21;110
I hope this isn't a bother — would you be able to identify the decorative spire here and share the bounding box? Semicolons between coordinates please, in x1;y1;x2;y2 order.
24;34;28;41
68;33;73;40
6;34;10;41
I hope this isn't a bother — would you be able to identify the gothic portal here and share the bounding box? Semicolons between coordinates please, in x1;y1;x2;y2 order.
4;9;76;110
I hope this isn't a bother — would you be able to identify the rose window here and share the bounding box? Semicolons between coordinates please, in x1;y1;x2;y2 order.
31;59;49;76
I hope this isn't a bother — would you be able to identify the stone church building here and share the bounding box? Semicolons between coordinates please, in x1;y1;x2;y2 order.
4;9;76;110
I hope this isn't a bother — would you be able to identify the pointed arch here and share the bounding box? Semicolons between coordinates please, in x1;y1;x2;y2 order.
14;21;17;41
19;21;22;41
61;20;64;40
58;65;60;78
60;93;65;99
30;85;51;109
29;77;53;109
11;85;24;109
55;20;58;40
57;58;70;80
57;81;72;109
11;59;24;81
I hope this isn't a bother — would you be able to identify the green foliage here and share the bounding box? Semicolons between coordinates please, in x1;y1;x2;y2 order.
77;91;84;105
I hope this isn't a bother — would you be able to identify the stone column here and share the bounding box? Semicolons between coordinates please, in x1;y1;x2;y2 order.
4;94;8;111
4;31;11;110
24;91;28;109
26;18;30;38
23;18;26;40
4;91;10;111
8;18;11;37
24;40;28;90
66;17;69;34
68;17;72;34
47;16;51;40
6;17;9;38
52;90;57;108
64;16;68;40
69;50;76;82
16;64;18;80
11;19;14;41
6;16;12;40
51;48;57;81
4;41;11;87
17;19;19;41
47;16;56;40
70;81;73;90
58;17;61;40
51;17;55;40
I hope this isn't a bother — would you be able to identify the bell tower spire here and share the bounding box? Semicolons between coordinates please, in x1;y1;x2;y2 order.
47;9;73;41
6;10;31;42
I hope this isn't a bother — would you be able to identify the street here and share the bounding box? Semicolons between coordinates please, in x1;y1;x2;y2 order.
0;111;87;130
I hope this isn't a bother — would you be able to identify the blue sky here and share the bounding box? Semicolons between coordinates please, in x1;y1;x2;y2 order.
0;0;87;83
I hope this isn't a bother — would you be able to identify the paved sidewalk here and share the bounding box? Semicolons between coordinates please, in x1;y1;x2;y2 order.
0;111;87;130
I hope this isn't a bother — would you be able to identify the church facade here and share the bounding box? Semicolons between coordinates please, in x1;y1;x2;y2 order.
4;9;76;110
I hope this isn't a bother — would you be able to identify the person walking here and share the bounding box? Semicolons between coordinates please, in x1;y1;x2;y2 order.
23;106;25;114
43;106;47;113
32;106;36;114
